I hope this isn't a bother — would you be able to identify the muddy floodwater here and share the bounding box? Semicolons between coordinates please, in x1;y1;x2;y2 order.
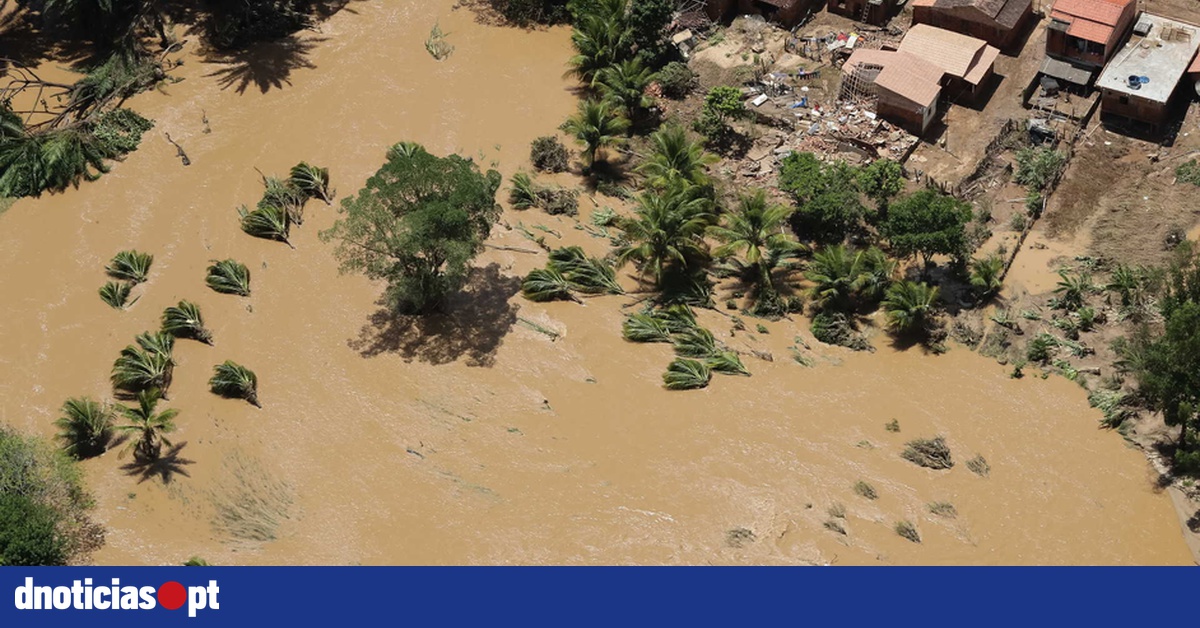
0;2;1192;565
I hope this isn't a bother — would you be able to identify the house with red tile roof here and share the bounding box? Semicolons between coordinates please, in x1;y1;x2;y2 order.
1046;0;1139;73
911;0;1034;51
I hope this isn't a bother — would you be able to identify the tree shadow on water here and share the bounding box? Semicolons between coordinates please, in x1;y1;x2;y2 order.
350;264;522;367
120;442;195;485
203;35;324;94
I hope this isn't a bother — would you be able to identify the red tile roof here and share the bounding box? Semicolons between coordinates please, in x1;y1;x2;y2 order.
1050;0;1131;26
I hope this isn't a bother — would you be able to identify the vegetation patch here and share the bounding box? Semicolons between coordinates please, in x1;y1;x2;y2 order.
927;502;957;518
966;455;990;477
894;520;921;543
853;480;878;500
901;436;954;470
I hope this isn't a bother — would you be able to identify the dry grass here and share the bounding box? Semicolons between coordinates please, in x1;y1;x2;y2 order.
927;501;957;518
901;436;954;470
894;520;921;543
853;480;878;500
209;450;293;543
966;454;991;477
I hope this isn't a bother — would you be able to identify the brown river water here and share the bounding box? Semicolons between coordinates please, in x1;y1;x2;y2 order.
0;1;1192;565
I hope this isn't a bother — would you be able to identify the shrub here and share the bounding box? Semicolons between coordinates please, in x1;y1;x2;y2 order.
1026;333;1057;363
901;436;953;470
656;61;697;98
827;503;846;518
927;501;957;518
853;480;878;500
966;455;990;477
822;519;846;535
0;427;98;564
810;312;871;351
885;419;900;432
0;493;66;566
530;136;570;173
1014;147;1067;192
894;520;921;543
1176;159;1200;185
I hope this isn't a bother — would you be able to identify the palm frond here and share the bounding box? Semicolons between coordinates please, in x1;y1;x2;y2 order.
622;313;672;342
209;360;260;407
206;259;251;296
99;281;133;309
161;300;213;345
509;172;539;210
705;351;750;376
521;267;579;302
663;358;712;390
260;175;307;226
111;344;173;397
548;246;623;295
105;249;153;283
671;326;718;358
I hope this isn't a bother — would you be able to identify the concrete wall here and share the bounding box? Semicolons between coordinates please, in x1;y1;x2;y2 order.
877;90;935;134
1101;88;1169;129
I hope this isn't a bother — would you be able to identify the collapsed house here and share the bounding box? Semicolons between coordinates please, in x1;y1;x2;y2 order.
1041;0;1139;88
1096;13;1200;133
910;0;1034;51
841;49;944;134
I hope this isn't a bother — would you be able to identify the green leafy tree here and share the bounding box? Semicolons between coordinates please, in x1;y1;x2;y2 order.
694;86;746;140
320;143;502;314
637;124;716;189
54;398;113;459
858;159;904;212
778;153;866;243
628;0;674;63
615;182;714;288
0;493;67;566
882;189;972;267
561;99;630;171
114;388;178;461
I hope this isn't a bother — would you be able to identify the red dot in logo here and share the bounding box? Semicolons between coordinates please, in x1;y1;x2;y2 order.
157;581;186;610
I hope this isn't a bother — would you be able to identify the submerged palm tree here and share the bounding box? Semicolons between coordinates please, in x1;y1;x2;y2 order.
111;332;175;397
662;358;711;390
105;250;153;283
637;124;716;189
161;300;213;345
883;281;940;335
99;281;133;309
114;389;178;461
596;58;655;120
206;259;251;296
289;162;333;204
238;203;291;246
260;175;307;225
615;183;714;288
209;361;259;407
561;99;629;171
54;397;114;459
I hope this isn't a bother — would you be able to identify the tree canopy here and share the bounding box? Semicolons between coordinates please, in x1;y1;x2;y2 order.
320;143;502;314
777;152;866;243
881;189;972;267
